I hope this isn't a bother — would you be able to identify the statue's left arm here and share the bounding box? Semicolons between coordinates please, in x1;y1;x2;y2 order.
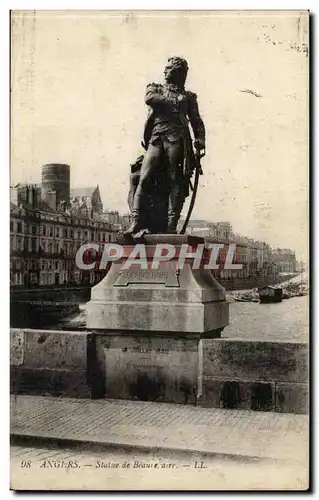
187;92;206;153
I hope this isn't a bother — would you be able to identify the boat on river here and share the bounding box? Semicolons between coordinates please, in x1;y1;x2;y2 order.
258;285;283;304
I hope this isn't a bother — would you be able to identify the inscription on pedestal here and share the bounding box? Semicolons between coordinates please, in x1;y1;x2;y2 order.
97;336;198;404
122;346;169;370
113;269;179;287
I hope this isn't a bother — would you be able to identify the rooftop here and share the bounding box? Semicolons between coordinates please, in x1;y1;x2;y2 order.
70;187;98;198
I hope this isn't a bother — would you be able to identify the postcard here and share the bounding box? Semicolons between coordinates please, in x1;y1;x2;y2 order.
10;10;309;491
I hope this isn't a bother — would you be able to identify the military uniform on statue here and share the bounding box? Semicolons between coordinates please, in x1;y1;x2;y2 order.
125;56;206;236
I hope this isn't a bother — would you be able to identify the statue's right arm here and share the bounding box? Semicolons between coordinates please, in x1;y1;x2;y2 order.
145;83;173;108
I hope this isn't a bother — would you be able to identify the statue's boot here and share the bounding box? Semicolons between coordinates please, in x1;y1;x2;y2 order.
167;185;183;234
123;209;143;236
123;194;146;236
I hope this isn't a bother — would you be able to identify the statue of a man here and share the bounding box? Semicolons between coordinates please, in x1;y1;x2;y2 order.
125;56;206;235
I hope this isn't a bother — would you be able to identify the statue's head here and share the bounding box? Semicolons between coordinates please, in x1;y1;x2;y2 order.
164;57;189;87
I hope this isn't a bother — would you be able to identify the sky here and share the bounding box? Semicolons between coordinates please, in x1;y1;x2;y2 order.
10;10;308;259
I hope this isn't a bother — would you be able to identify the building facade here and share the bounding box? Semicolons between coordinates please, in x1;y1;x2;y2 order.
10;171;117;288
10;199;117;288
186;219;297;279
271;248;297;273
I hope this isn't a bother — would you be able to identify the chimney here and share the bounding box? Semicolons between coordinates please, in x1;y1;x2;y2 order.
28;185;36;206
10;187;18;205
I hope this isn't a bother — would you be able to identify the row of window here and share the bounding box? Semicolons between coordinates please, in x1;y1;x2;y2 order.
40;259;74;271
39;271;72;286
11;235;115;255
11;270;98;286
12;272;23;285
11;225;114;242
38;270;95;285
212;269;250;279
10;221;23;233
10;259;22;270
40;227;113;241
11;217;112;235
26;259;83;271
11;236;38;252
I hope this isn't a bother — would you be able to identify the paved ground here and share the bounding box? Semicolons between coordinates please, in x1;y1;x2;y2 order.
11;395;308;463
10;441;308;491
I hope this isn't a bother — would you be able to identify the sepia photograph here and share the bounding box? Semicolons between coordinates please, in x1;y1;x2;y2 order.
9;9;309;491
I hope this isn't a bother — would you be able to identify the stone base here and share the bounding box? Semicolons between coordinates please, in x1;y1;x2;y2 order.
95;334;200;404
87;235;229;334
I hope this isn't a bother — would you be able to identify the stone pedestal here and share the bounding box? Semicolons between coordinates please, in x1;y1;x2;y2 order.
86;235;229;403
94;334;199;404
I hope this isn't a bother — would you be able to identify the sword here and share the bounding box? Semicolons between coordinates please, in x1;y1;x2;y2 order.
180;147;205;234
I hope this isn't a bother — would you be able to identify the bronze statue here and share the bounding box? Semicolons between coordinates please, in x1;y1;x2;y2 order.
125;57;206;237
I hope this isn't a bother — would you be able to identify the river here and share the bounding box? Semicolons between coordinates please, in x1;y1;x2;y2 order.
224;295;308;343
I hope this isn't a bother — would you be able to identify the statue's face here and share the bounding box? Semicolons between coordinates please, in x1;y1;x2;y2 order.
164;63;177;83
164;59;188;86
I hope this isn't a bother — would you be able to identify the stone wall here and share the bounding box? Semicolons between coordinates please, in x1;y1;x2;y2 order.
10;329;308;414
199;339;308;414
10;328;93;398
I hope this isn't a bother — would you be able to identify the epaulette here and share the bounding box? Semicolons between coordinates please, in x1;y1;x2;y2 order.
146;82;163;89
186;90;198;100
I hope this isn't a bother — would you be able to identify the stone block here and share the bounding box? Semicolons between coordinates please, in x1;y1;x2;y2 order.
10;329;94;398
95;334;199;404
200;377;276;411
275;382;308;414
87;300;229;334
10;366;90;398
201;339;307;383
10;329;93;371
10;329;24;366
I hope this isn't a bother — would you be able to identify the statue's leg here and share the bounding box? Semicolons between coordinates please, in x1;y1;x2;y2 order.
164;138;184;234
125;142;162;235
